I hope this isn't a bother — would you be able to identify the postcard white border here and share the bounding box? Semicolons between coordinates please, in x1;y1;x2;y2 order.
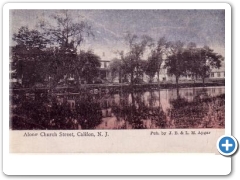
3;2;231;175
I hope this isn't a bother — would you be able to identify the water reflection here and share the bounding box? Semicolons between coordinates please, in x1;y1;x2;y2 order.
10;87;225;130
110;91;167;129
168;93;225;128
75;95;102;129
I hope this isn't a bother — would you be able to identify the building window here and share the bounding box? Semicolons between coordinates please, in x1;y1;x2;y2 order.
217;72;221;77
211;73;214;77
104;62;107;68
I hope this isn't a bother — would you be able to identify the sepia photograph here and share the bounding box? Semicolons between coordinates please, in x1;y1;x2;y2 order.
9;9;225;131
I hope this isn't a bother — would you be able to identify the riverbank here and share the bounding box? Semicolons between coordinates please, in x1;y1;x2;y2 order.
10;79;225;94
106;81;225;93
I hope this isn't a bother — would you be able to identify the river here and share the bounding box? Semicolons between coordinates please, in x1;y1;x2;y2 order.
10;86;225;130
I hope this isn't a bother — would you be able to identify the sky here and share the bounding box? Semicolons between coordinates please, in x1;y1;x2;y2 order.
10;9;225;60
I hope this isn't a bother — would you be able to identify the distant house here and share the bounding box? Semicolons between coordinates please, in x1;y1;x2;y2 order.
209;60;225;79
142;59;174;83
99;60;110;81
156;59;225;82
63;59;111;84
98;52;110;80
209;69;225;79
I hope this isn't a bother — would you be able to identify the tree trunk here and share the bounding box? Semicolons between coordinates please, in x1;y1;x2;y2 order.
149;77;153;83
202;77;205;86
136;63;139;80
131;91;135;105
130;72;134;86
157;71;160;89
176;76;179;88
75;69;81;90
119;70;122;83
176;76;180;98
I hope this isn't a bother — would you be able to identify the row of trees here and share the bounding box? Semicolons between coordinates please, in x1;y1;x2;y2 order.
110;35;224;86
11;11;101;88
11;10;224;89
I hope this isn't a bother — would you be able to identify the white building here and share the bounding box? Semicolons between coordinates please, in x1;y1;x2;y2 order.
209;60;225;79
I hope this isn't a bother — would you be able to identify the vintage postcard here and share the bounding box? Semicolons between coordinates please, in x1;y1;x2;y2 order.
6;4;229;154
3;2;232;176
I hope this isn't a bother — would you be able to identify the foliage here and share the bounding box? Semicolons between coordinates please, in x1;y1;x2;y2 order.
39;10;93;49
75;96;102;129
164;41;187;86
11;14;224;88
11;27;50;87
165;41;223;85
119;33;153;84
11;10;101;87
184;45;223;84
11;44;49;87
77;50;101;84
12;26;49;50
109;58;122;82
